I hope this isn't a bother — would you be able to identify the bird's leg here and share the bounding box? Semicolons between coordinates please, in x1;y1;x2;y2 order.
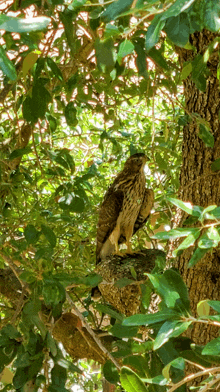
114;241;124;257
109;222;124;257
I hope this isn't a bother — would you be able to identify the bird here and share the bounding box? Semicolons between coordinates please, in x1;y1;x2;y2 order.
96;153;154;264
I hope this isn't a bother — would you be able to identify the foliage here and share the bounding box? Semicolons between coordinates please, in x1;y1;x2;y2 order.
0;0;220;391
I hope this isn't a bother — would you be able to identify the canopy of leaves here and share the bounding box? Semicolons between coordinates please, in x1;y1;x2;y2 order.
0;0;220;391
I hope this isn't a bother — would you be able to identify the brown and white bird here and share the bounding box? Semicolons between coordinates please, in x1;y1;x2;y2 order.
96;153;154;264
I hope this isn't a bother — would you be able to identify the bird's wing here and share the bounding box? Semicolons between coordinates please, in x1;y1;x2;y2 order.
118;188;154;244
133;188;154;234
96;188;124;263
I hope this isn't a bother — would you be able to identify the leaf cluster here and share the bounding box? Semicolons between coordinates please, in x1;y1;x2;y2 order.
0;0;220;391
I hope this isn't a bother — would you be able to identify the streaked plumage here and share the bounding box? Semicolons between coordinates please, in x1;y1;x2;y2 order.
96;153;154;264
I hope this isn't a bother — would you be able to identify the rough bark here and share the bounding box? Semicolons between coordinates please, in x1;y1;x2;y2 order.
173;30;220;345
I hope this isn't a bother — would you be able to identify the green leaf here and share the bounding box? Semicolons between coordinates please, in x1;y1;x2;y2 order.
198;124;214;147
202;337;220;356
57;358;82;374
22;96;34;122
154;320;179;351
24;225;39;244
164;13;190;47
14;352;31;368
23;299;41;316
135;42;148;78
191;54;209;92
191;343;220;365
103;360;120;384
95;38;115;73
211;158;220;171
154;321;192;350
54;149;75;173
168;197;203;217
22;52;39;77
141;375;168;385
69;0;87;11
1;324;21;340
104;24;120;39
145;0;196;51
0;47;17;80
197;300;210;316
13;368;28;389
47;114;57;133
204;0;220;32
101;0;133;22
117;40;134;64
95;304;123;322
110;324;138;338
162;357;185;380
172;230;200;256
47;333;58;357
198;231;217;248
64;102;77;127
0;16;50;32
46;57;63;81
188;247;210;268
19;271;36;284
69;196;85;212
180;62;192;80
152;227;200;240
0;15;9;25
23;79;51;123
207;300;220;314
206;226;220;243
120;366;148;392
41;224;57;247
147;269;190;311
182;348;211;367
58;194;85;212
145;15;165;51
42;280;65;307
59;10;76;56
123;356;149;378
123;309;180;327
148;47;169;70
51;364;67;388
200;205;218;220
161;0;196;19
9;147;32;160
114;278;134;288
83;272;102;287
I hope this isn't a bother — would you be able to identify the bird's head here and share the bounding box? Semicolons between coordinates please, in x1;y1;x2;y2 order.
124;153;147;172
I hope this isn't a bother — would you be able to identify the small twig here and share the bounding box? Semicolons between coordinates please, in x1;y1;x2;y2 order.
184;358;205;371
83;0;114;6
131;0;138;9
10;284;28;325
183;316;220;328
77;326;105;363
168;367;220;392
31;131;44;176
199;374;220;392
0;251;24;289
66;293;121;370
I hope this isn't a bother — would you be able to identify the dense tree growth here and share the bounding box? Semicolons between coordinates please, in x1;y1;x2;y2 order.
1;0;220;391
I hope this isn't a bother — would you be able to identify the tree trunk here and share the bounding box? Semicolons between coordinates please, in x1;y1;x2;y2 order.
172;30;220;345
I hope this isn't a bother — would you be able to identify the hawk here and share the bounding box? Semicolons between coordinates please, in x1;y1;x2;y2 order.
96;153;154;264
